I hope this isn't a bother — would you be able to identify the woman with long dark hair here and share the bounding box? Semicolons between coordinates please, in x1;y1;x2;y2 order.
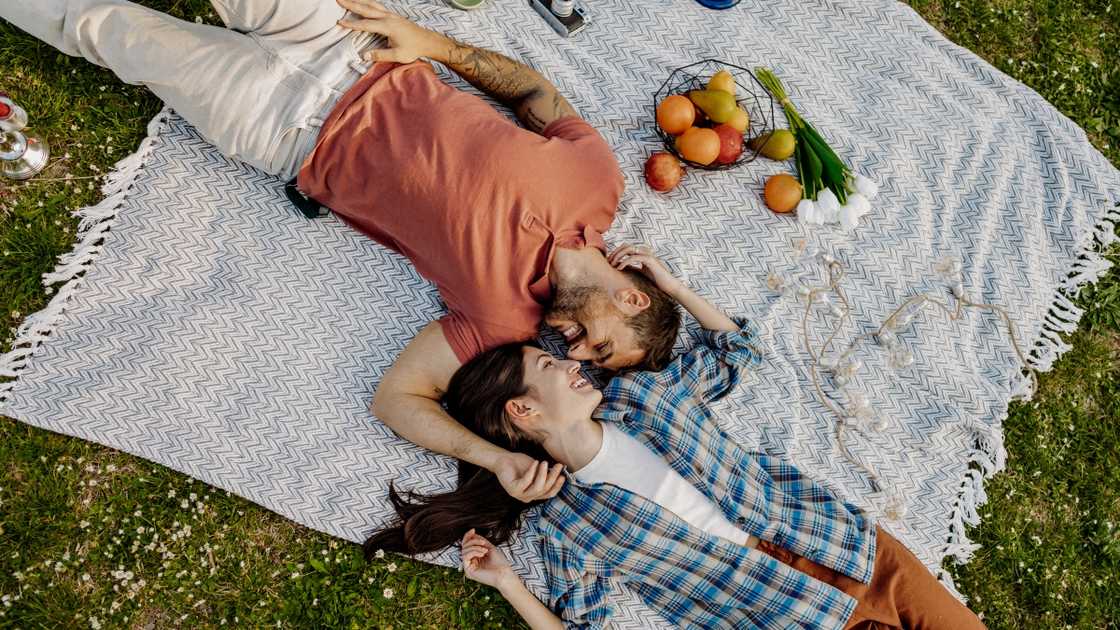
368;247;985;629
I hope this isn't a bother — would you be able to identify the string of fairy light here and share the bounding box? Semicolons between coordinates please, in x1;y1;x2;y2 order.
766;240;1038;520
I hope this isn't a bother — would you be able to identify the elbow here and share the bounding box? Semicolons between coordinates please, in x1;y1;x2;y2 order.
369;383;391;420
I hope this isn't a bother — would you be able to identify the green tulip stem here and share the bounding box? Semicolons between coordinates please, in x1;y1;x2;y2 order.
755;67;854;203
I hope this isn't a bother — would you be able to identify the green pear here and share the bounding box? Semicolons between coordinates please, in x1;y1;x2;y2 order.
687;89;737;124
748;129;797;161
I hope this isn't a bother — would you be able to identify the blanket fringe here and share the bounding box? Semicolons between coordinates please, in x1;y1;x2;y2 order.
1029;203;1120;373
936;200;1120;601
0;110;171;406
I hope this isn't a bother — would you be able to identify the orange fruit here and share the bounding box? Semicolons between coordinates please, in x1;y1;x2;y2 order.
764;174;802;213
675;127;721;165
656;95;695;136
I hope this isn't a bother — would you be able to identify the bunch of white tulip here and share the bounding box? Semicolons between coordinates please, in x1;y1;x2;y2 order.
796;174;880;229
757;68;882;232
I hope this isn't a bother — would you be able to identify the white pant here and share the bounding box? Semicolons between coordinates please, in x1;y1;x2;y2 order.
2;0;377;178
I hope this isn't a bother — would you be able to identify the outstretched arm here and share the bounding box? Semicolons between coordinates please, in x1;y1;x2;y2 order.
608;244;737;333
462;530;566;630
608;244;761;404
373;322;564;502
337;0;578;133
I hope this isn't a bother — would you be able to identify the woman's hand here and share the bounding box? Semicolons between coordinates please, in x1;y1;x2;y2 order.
608;244;683;297
336;0;447;64
461;529;517;590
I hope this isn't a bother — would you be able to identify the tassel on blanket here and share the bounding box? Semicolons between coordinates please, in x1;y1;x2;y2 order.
937;202;1118;601
936;422;1008;602
0;110;171;406
1029;202;1120;374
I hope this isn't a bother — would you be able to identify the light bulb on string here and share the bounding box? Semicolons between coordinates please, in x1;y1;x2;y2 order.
845;390;873;421
883;491;909;521
766;270;791;294
888;346;915;370
933;255;963;281
763;241;1037;505
876;329;899;349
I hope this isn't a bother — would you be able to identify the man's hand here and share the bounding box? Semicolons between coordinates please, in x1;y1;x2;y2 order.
494;454;565;503
611;244;739;333
336;0;443;64
337;0;576;134
608;243;684;297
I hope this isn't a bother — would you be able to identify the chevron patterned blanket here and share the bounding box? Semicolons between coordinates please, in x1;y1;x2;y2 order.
3;1;1118;626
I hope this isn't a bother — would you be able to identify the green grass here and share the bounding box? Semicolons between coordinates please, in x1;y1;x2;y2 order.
1;0;1118;627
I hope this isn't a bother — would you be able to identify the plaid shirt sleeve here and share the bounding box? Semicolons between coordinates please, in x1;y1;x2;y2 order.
755;452;877;530
650;317;763;403
541;526;615;629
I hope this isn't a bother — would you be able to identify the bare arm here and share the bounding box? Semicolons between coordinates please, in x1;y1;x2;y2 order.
371;322;498;466
462;530;565;630
373;322;565;501
499;577;566;630
430;36;578;133
336;0;578;133
608;244;738;332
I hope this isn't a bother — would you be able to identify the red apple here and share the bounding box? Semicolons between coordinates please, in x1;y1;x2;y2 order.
644;152;684;192
713;123;744;164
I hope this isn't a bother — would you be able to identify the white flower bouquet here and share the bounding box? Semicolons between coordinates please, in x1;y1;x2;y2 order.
755;68;880;229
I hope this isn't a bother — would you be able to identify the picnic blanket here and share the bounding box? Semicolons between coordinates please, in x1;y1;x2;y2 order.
3;0;1118;625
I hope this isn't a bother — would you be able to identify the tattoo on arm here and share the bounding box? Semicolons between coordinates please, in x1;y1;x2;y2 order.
445;41;543;106
440;38;578;133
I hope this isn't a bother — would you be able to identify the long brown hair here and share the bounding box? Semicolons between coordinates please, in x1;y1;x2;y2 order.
363;343;550;557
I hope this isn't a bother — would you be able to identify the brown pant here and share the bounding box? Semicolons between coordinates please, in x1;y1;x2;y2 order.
757;527;986;630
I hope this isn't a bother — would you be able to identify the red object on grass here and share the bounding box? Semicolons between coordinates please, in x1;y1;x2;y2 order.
0;102;10;118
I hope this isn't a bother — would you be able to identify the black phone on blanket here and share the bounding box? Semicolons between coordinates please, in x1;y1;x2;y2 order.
529;0;589;38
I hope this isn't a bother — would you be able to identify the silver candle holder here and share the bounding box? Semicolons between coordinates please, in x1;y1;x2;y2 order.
0;95;50;181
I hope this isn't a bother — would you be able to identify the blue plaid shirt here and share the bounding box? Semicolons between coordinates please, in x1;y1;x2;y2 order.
538;318;877;629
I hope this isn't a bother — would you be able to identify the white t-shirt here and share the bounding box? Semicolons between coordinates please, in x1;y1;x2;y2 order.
571;423;757;548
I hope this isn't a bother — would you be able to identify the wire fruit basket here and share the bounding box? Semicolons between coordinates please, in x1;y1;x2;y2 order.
652;59;776;170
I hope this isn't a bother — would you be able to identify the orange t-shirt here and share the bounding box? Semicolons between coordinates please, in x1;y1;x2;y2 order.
297;61;625;364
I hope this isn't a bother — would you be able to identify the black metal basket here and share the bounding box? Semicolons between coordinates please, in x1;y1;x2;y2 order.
652;59;776;171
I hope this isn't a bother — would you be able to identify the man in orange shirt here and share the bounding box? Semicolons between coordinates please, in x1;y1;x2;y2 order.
3;0;682;502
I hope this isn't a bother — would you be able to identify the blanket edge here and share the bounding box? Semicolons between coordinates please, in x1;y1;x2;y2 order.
935;199;1120;601
0;108;172;408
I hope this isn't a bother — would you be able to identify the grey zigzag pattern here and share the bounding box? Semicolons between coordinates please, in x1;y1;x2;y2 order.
3;0;1119;627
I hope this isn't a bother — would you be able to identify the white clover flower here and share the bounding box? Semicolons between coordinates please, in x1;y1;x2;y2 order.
383;588;394;599
853;174;879;199
374;549;385;559
386;562;397;573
